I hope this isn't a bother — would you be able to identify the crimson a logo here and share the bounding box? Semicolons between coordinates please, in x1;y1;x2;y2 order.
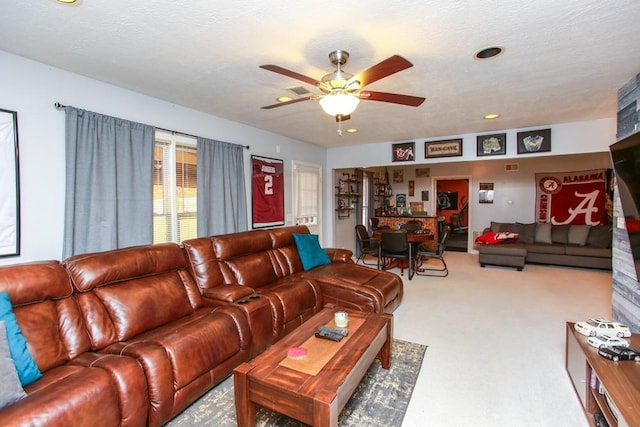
539;176;562;194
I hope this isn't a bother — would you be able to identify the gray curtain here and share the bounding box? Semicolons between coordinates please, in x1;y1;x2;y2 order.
62;107;154;258
196;137;247;236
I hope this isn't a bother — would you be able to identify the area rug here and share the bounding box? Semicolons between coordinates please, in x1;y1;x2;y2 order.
167;339;426;426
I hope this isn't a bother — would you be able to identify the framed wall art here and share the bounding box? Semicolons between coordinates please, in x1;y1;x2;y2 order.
392;142;415;162
0;109;20;257
479;182;494;204
517;128;551;154
425;139;463;158
392;169;404;183
251;155;285;228
415;167;430;178
477;133;506;156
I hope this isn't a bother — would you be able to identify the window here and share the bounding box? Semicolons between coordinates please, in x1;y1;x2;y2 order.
293;161;322;238
153;131;197;243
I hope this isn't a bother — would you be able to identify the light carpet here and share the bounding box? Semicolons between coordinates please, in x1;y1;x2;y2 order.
168;339;426;426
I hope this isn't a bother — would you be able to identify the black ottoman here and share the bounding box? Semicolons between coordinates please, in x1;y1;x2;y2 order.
478;243;526;271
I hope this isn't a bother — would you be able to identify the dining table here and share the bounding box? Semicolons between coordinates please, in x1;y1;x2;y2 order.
373;230;435;274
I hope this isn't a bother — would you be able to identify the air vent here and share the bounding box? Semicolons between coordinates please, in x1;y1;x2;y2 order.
288;86;312;96
505;163;519;172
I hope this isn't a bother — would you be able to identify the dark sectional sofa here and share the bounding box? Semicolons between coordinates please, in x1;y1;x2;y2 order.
478;221;612;270
0;225;402;426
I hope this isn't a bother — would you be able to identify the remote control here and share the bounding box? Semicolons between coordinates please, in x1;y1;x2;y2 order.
318;326;348;337
315;328;344;342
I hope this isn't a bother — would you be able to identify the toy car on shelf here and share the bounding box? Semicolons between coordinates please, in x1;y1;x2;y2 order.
587;334;629;349
574;318;631;337
598;345;640;362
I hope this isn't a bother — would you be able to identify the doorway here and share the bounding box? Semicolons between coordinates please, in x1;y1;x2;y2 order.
434;177;471;252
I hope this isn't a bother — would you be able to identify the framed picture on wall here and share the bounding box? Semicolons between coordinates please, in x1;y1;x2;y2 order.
425;139;463;158
392;142;415;162
517;128;551;154
415;167;430;178
477;133;506;156
251;155;285;228
479;182;494;204
0;108;20;257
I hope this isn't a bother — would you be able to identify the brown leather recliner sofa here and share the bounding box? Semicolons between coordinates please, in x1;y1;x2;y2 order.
0;225;403;426
182;225;403;352
0;261;150;427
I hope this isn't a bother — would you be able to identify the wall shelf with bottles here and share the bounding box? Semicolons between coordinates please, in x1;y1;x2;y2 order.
335;171;361;219
373;176;393;216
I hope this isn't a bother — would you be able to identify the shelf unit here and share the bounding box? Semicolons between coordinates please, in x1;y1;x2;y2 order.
374;177;393;216
565;322;640;427
335;171;361;219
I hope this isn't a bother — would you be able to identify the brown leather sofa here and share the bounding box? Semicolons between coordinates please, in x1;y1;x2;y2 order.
0;226;403;426
64;243;252;426
183;226;403;349
0;261;149;427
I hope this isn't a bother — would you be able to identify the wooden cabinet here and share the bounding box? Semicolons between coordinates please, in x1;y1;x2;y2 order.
335;171;361;219
565;322;640;427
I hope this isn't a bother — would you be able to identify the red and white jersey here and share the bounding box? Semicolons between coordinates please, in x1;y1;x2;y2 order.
252;156;285;228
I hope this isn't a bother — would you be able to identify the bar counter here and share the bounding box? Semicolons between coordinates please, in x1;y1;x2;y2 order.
375;216;438;251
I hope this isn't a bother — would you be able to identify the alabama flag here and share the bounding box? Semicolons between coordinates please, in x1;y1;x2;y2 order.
535;169;607;225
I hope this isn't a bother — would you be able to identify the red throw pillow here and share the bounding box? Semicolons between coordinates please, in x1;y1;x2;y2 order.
475;231;520;245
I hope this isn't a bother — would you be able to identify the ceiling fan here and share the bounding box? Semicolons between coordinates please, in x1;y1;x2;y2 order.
259;50;425;123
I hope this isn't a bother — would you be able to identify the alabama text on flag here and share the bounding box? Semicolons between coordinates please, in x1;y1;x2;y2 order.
535;169;607;225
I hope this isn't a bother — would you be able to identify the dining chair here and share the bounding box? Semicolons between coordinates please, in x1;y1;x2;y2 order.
415;230;449;277
378;230;413;279
355;224;379;265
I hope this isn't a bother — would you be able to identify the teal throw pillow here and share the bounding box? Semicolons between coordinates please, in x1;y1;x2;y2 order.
0;292;42;386
293;233;331;271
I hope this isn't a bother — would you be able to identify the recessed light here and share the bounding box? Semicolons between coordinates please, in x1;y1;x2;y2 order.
276;96;293;103
474;46;505;60
346;128;358;133
484;113;501;120
57;0;78;3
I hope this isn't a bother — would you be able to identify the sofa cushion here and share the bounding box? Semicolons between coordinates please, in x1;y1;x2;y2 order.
524;243;566;255
490;221;512;232
535;223;552;244
517;222;537;244
587;225;612;248
568;225;591;246
565;245;612;258
293;233;331;271
0;321;26;408
551;225;570;244
0;292;41;386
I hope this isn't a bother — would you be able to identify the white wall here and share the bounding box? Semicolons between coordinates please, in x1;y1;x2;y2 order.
325;119;616;250
0;50;326;265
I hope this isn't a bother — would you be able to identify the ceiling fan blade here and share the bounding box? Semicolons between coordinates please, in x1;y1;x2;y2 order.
361;91;426;107
259;64;320;86
351;55;414;88
261;96;313;109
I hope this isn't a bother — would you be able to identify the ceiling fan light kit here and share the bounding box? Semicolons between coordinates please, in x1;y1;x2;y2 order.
319;93;360;116
260;50;425;134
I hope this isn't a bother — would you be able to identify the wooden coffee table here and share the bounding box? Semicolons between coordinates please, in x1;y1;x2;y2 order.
233;306;393;427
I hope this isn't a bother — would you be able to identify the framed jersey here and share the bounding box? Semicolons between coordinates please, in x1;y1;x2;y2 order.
251;155;285;228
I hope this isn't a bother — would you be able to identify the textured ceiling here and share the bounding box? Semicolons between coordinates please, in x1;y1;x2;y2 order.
1;1;640;147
